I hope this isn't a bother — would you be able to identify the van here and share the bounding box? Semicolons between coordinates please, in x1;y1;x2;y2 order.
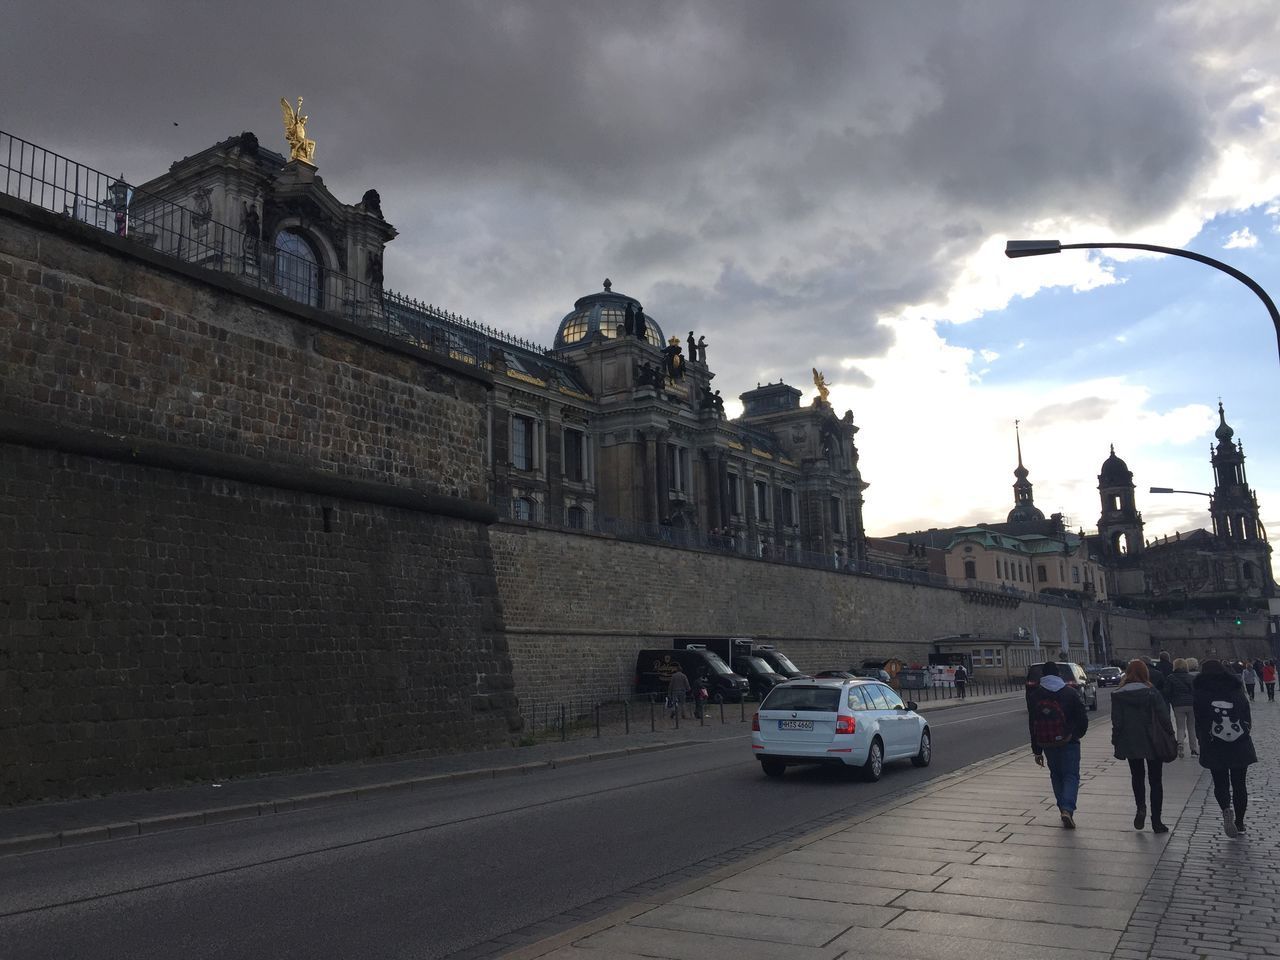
634;649;750;702
753;645;807;679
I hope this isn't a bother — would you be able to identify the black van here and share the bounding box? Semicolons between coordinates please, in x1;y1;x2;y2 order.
731;655;788;700
634;648;750;702
753;645;807;679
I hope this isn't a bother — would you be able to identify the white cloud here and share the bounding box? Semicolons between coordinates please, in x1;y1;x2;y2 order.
1224;227;1259;248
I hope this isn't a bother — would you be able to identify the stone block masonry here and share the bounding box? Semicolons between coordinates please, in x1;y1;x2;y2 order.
0;196;518;804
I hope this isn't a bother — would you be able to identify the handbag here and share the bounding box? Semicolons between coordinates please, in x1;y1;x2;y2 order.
1150;697;1178;763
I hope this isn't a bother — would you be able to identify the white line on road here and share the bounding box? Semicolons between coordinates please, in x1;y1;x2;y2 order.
931;706;1027;725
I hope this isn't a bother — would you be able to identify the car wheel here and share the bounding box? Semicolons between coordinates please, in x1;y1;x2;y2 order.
862;738;884;782
713;692;724;705
911;729;932;768
761;759;786;779
1089;695;1099;712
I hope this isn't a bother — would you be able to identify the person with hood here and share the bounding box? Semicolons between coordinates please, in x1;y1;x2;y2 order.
1163;658;1198;758
1240;661;1258;701
1194;659;1257;837
1027;661;1089;829
1111;659;1174;833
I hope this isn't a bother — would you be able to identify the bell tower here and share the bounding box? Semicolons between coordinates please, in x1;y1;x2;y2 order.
1209;402;1263;542
1097;444;1144;556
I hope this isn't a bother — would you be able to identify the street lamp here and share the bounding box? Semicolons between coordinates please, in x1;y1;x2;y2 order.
107;174;131;237
1149;487;1212;498
1005;239;1280;365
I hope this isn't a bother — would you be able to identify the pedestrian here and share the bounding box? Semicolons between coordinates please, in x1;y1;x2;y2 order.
954;663;968;699
1186;657;1200;674
1163;658;1198;758
1193;659;1257;837
1262;660;1277;702
1240;662;1257;702
1027;660;1089;829
667;665;690;719
1111;659;1174;834
1152;650;1174;694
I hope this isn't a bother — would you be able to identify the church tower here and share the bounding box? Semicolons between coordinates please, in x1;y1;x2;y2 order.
1007;421;1045;522
1097;445;1144;556
1209;402;1264;543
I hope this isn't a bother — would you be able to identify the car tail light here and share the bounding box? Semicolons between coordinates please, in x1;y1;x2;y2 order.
751;712;760;732
834;714;856;735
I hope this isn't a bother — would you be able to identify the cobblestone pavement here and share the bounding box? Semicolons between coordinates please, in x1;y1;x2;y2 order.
1117;697;1280;960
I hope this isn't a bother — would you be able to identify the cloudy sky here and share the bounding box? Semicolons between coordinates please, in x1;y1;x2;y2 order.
4;1;1277;546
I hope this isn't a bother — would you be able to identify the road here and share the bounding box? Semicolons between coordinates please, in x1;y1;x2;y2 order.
0;692;1112;960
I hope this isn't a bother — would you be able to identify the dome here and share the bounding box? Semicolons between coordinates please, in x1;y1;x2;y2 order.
1215;401;1235;444
554;279;665;350
1099;444;1132;485
1007;503;1045;523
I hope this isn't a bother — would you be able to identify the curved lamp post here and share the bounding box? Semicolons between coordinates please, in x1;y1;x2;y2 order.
1005;240;1280;365
1149;487;1211;498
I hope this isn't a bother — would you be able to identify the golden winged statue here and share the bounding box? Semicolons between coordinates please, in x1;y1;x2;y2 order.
812;367;831;406
280;97;316;164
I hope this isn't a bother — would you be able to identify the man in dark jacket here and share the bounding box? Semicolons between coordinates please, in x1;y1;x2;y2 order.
1163;660;1197;758
1028;661;1089;829
1152;651;1174;693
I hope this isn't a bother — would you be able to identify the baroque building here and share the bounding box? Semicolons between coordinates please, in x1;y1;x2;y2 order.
1091;403;1274;612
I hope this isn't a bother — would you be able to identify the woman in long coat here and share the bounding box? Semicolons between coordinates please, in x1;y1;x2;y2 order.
1111;659;1174;833
1193;659;1258;837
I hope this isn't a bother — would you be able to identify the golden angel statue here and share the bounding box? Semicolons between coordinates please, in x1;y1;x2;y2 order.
812;367;830;406
280;97;316;164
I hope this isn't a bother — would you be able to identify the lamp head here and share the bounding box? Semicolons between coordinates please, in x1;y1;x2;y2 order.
1149;487;1175;494
1005;239;1062;258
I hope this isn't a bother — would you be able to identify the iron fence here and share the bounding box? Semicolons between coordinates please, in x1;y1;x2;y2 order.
0;129;546;368
517;679;1023;744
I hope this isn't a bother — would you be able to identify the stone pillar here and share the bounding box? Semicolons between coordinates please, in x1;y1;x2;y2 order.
644;432;660;525
706;450;722;529
654;432;669;523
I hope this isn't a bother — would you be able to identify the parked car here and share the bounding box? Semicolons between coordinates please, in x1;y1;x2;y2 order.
732;655;789;700
753;645;808;679
751;677;931;781
813;669;856;679
853;667;892;683
634;648;750;703
1026;661;1099;711
1094;666;1123;687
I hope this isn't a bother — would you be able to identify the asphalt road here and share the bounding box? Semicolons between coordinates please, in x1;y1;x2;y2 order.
0;691;1112;960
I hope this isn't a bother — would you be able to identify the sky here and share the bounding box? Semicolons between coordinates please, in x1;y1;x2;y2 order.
3;1;1277;548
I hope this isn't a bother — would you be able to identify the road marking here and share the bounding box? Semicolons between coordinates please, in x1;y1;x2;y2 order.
932;707;1027;725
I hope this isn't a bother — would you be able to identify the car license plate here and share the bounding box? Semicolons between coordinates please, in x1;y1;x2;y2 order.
778;719;813;730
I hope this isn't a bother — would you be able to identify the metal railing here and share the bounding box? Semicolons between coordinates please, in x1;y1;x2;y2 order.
517;680;1023;744
0;129;555;368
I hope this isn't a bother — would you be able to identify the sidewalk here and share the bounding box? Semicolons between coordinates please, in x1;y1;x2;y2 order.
0;689;1020;857
507;705;1279;960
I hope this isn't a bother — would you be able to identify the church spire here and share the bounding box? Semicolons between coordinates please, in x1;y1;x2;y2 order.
1008;419;1044;522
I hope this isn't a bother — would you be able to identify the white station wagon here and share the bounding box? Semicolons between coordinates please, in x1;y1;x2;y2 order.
751;677;931;781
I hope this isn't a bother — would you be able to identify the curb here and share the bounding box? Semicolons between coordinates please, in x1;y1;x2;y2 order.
0;738;713;860
913;690;1021;714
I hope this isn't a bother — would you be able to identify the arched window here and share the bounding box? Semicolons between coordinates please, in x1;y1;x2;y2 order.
963;560;976;580
274;229;322;307
512;497;535;522
1244;561;1257;583
566;505;586;529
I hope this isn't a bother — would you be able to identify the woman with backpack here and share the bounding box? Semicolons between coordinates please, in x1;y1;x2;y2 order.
1111;659;1175;833
1163;659;1197;758
1194;659;1257;837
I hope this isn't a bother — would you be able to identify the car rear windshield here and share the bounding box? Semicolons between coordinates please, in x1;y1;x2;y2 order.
761;687;841;712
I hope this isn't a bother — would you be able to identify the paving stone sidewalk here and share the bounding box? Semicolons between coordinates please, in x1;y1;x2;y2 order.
1117;697;1280;960
504;703;1273;960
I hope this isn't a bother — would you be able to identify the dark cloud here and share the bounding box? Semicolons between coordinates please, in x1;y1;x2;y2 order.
2;0;1275;400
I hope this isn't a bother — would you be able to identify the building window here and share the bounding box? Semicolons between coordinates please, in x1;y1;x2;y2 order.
964;560;976;579
511;414;535;471
754;480;769;521
512;497;535;521
728;473;742;516
830;496;842;533
971;648;1003;668
566;505;586;529
1037;565;1047;583
564;428;586;483
274;229;322;307
1072;566;1080;584
781;488;796;527
666;444;689;494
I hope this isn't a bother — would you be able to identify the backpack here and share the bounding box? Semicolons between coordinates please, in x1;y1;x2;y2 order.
1032;693;1070;748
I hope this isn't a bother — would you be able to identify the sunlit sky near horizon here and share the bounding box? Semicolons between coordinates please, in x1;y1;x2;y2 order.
3;1;1276;552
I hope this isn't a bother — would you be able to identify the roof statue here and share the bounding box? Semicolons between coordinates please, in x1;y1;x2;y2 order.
280;97;316;165
812;368;830;407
